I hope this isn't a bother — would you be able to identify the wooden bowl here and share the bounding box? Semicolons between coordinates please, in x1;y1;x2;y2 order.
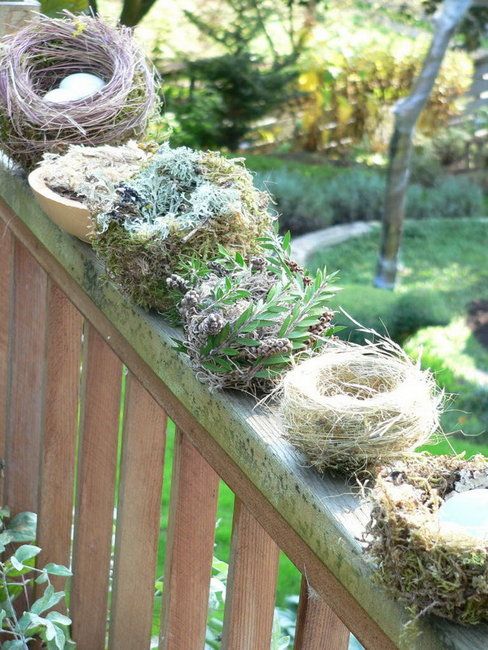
28;167;94;243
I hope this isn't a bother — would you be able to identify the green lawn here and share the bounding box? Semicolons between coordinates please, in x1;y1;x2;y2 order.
308;217;488;442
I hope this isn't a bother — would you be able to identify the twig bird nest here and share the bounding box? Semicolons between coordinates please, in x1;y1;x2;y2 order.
279;339;441;472
171;235;336;392
366;454;488;625
38;142;152;214
93;143;273;312
0;14;156;169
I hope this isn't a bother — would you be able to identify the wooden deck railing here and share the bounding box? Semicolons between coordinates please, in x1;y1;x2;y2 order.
0;161;486;650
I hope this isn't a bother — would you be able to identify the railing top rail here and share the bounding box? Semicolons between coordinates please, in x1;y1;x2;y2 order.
0;160;486;650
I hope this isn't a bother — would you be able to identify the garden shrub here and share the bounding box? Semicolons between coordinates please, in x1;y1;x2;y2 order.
333;287;450;344
409;144;443;187
332;285;398;343
261;166;485;235
297;38;471;152
406;177;485;220
324;169;385;223
393;289;451;340
255;170;333;234
431;127;471;166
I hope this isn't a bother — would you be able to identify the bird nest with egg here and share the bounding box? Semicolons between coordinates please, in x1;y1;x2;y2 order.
0;13;156;169
93;143;274;313
366;454;488;625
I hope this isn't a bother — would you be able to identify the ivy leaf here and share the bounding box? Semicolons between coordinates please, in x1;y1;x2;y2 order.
10;556;24;572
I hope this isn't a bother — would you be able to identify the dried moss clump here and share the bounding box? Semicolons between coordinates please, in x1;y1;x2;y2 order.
171;235;337;392
279;339;441;473
367;454;488;625
38;142;152;213
93;143;273;312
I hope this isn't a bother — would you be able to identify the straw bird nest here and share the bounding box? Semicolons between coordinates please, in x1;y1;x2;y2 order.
279;339;441;473
0;14;156;169
367;454;488;625
93;143;273;313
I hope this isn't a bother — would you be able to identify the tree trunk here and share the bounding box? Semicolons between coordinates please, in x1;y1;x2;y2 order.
374;0;473;289
119;0;157;27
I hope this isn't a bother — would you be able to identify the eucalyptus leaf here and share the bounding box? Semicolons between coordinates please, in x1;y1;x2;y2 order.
44;563;72;577
14;545;41;563
31;585;65;616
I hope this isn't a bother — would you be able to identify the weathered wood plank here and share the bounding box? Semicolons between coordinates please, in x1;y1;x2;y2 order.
5;240;47;514
294;577;350;650
160;429;219;650
0;226;13;504
70;325;122;650
109;373;167;650
36;281;82;594
1;174;486;649
222;499;279;650
0;1;40;38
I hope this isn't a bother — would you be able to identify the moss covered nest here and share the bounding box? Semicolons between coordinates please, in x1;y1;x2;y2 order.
367;454;488;625
279;339;442;473
38;141;152;213
93;143;273;312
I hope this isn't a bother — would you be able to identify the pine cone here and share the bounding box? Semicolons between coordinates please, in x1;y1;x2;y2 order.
207;261;226;276
249;256;266;272
259;337;292;358
180;290;200;317
286;259;304;274
199;312;226;335
166;274;190;293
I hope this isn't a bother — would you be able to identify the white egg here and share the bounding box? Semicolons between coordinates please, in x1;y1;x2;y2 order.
437;489;488;540
43;88;76;104
59;73;106;96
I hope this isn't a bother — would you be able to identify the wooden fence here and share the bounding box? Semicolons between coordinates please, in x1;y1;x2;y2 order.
0;163;487;650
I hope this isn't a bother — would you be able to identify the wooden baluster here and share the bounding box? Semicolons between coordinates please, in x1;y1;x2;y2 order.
160;429;219;650
5;241;47;513
0;228;13;504
221;499;279;650
70;325;122;650
36;281;82;594
294;577;350;650
109;374;167;650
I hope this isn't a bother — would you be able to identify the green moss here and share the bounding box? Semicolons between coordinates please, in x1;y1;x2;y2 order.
367;454;488;625
93;145;273;313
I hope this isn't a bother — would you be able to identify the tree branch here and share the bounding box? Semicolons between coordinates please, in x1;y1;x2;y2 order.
374;0;474;289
